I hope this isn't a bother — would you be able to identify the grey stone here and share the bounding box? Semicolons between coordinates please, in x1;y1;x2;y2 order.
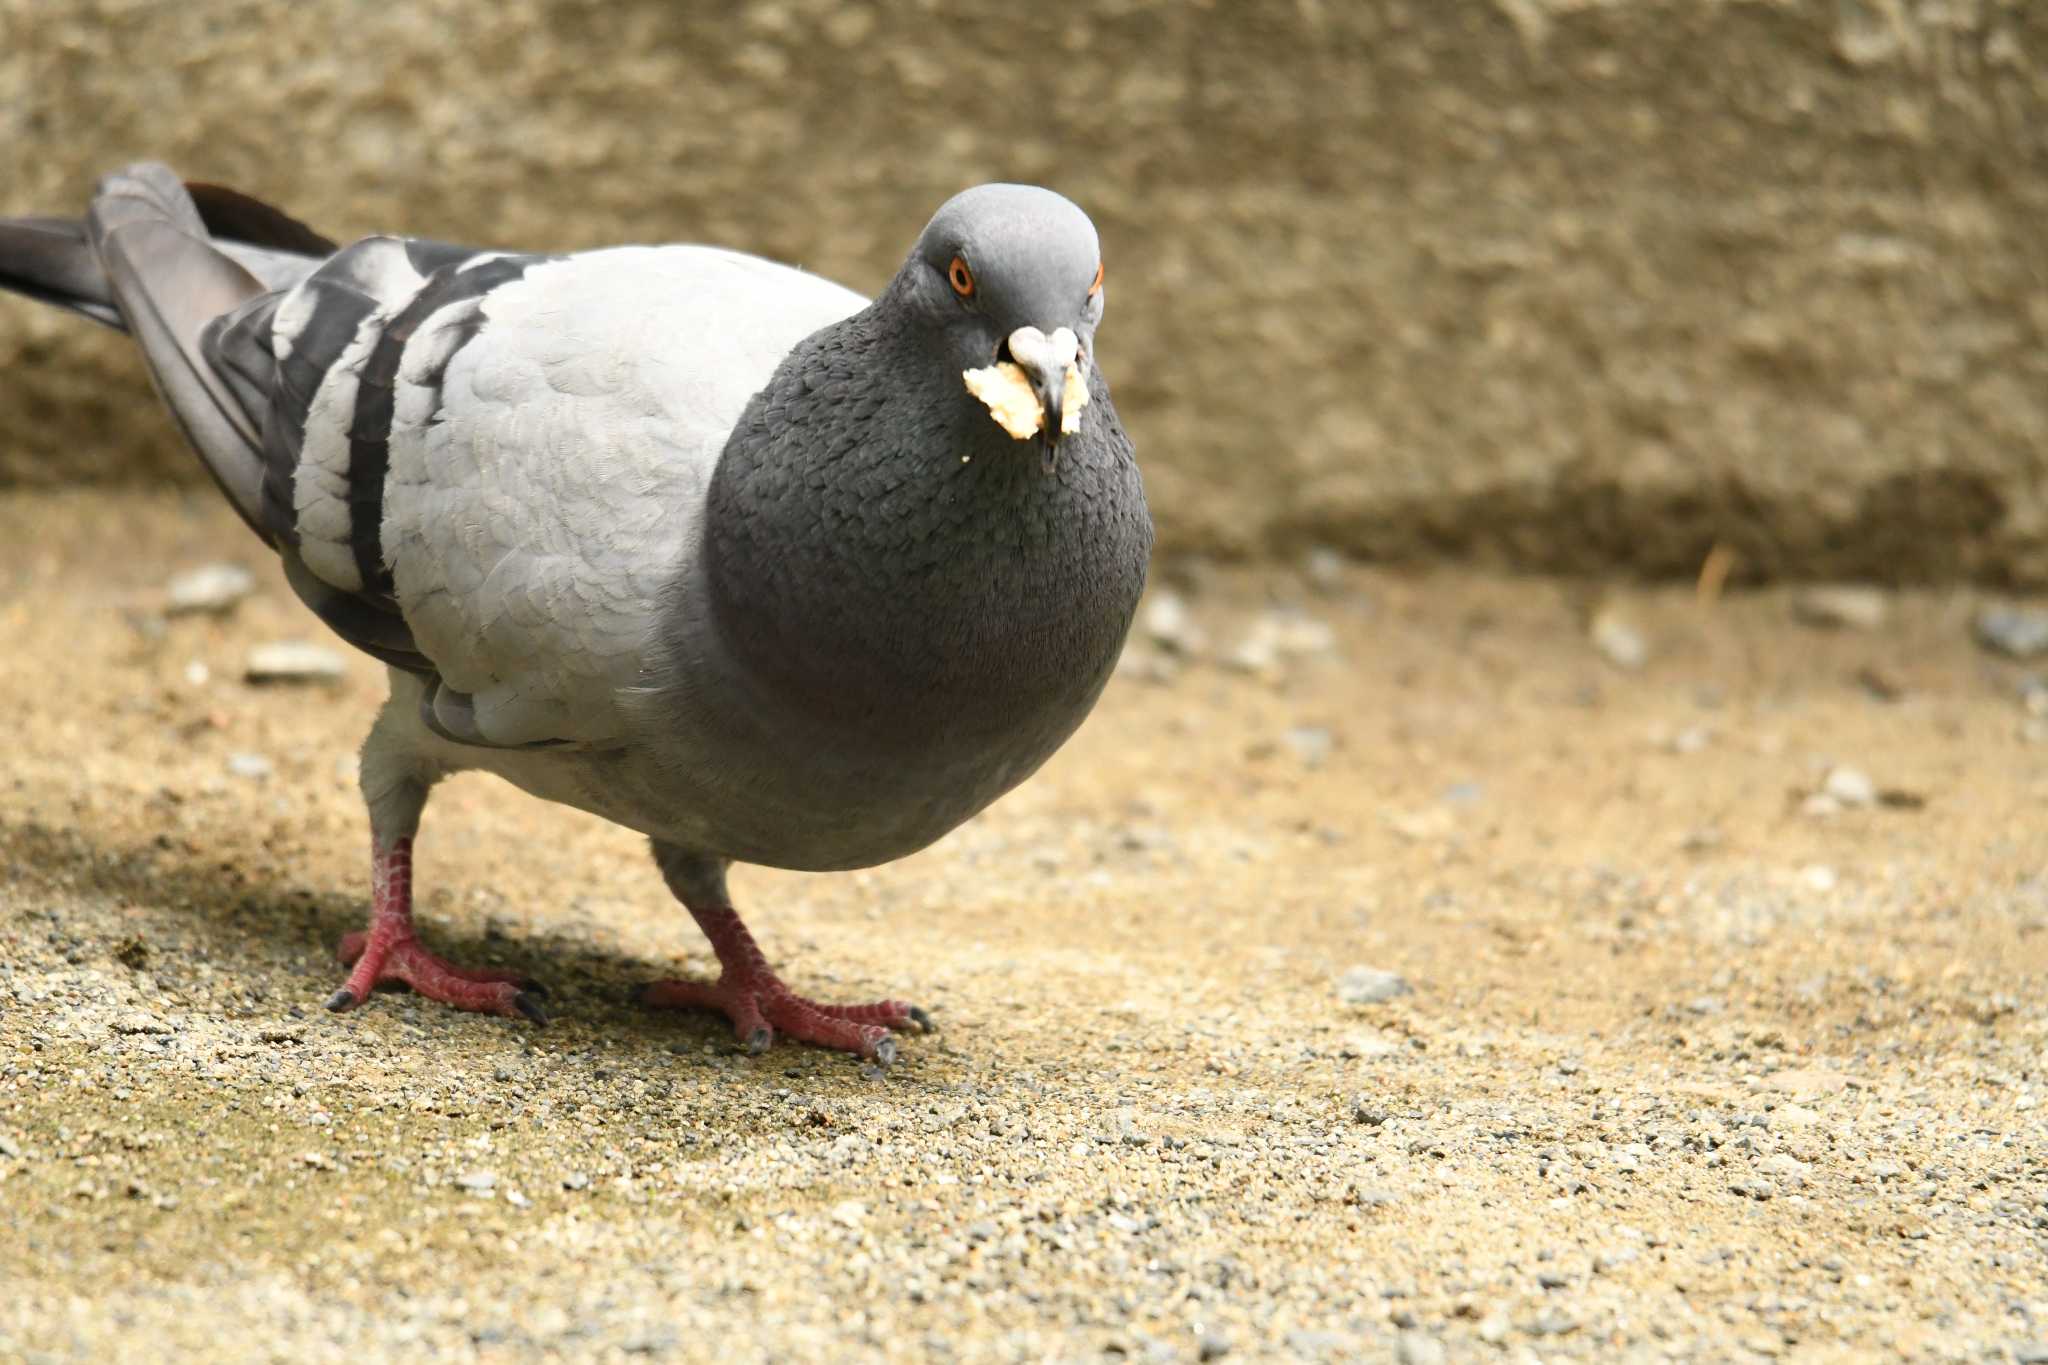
1822;766;1877;807
1142;592;1202;657
1337;967;1412;1006
225;752;273;781
244;641;346;685
1283;725;1335;769
1792;585;1887;631
1975;605;2048;659
1591;611;1648;671
164;562;255;616
1395;1331;1446;1365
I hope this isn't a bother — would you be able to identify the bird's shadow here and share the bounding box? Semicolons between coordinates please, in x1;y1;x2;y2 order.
1;816;924;1083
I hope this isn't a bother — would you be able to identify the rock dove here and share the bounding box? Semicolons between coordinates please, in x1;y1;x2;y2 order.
0;164;1151;1062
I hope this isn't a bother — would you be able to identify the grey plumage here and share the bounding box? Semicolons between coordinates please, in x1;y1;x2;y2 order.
0;163;1151;1060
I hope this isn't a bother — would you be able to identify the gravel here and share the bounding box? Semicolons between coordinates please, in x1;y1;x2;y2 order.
3;493;2043;1363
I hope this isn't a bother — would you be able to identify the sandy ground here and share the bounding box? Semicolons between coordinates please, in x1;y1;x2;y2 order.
0;489;2044;1364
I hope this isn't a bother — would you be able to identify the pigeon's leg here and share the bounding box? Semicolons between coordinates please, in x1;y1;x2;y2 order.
323;705;547;1024
642;845;930;1062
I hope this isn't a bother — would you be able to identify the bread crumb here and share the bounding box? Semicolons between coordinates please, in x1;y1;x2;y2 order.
963;362;1090;440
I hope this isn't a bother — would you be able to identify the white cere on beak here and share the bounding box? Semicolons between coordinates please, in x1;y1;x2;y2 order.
961;326;1091;441
1006;325;1080;379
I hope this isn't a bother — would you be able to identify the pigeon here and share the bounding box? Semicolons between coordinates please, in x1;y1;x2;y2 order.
0;164;1152;1062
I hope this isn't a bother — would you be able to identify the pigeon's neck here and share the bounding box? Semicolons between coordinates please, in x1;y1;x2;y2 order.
697;298;1151;739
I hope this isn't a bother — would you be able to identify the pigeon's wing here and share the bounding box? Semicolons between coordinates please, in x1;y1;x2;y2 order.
381;247;868;748
209;240;866;749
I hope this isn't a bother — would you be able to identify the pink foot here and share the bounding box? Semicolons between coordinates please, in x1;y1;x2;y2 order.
643;906;930;1063
323;838;548;1025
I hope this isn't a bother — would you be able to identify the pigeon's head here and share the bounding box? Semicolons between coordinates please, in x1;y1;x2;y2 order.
900;184;1105;467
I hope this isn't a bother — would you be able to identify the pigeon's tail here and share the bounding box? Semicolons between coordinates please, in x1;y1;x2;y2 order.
0;165;338;539
0;216;125;329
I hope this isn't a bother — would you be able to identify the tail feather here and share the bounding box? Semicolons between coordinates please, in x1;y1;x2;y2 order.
187;181;338;258
83;163;275;539
0;216;124;329
2;167;339;539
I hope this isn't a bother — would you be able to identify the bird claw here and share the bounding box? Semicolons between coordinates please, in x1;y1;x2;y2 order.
644;974;926;1062
329;934;546;1024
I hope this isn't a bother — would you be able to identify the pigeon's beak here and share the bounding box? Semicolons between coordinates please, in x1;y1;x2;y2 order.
1004;326;1085;474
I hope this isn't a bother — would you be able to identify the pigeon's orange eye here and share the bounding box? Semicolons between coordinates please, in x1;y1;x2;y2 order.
948;256;975;297
1089;261;1104;297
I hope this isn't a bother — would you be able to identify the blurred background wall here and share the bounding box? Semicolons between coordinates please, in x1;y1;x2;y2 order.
2;0;2044;582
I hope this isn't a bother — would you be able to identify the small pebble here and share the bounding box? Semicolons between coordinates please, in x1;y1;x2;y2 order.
226;752;274;781
1590;610;1648;671
1303;546;1346;594
1771;1104;1820;1130
1283;725;1335;768
1792;585;1887;631
165;562;256;616
1143;592;1203;656
1338;1030;1399;1059
454;1169;497;1193
1759;1153;1811;1189
1224;630;1279;677
1336;966;1411;1006
245;641;348;685
2021;676;2048;716
1269;612;1336;656
1669;725;1713;755
1394;1331;1446;1365
1765;1069;1853;1097
1821;765;1876;807
1974;604;2048;659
